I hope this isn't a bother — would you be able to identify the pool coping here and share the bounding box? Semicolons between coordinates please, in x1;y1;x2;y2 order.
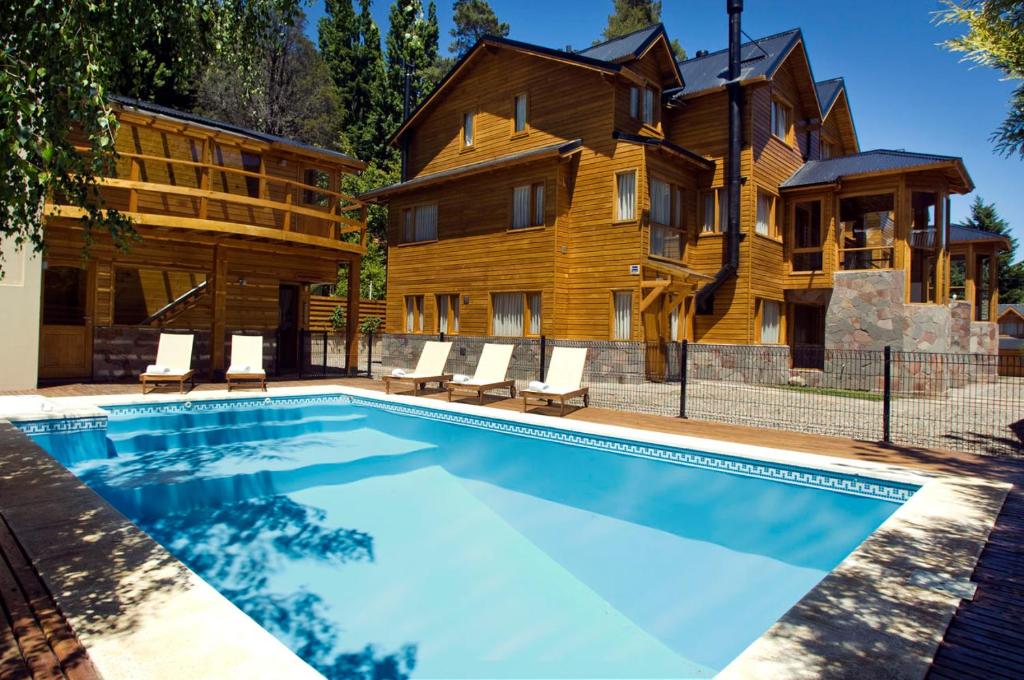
0;385;1012;679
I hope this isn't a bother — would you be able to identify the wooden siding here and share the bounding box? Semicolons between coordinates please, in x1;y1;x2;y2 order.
309;297;387;331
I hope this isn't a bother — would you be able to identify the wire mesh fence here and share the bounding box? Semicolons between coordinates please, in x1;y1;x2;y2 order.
375;333;1023;457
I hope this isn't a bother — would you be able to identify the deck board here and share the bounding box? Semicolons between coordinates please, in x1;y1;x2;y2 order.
2;376;1024;679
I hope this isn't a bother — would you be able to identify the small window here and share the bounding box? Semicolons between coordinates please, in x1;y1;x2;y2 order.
650;178;683;259
759;299;782;344
613;291;632;340
616;170;636;221
403;204;438;242
513;94;527;133
717;187;730;231
491;292;541;337
511;182;545;228
463;111;475;147
629;87;639;119
642;87;655;125
405;295;425;333
771;99;792;143
701;192;716;233
792;200;823;272
527;292;542;335
533;182;545;226
437;294;459;334
820;139;837;160
756;191;775;237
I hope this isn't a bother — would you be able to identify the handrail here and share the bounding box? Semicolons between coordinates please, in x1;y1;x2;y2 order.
143;279;208;325
73;145;365;207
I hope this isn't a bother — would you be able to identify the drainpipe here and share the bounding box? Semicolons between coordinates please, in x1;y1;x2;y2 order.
696;0;743;314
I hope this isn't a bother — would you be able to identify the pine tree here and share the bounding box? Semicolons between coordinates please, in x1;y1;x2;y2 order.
449;0;510;58
383;0;440;146
318;0;359;125
963;196;1024;303
598;0;685;60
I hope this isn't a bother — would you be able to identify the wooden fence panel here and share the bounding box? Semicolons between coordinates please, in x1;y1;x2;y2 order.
309;296;386;331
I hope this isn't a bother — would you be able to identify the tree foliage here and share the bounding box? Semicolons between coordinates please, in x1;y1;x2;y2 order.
449;0;510;58
938;1;1024;157
598;0;685;60
962;195;1024;302
383;0;440;146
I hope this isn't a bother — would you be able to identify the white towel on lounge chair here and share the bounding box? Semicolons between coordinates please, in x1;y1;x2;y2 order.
531;348;587;395
391;368;407;377
145;364;172;375
392;342;453;379
528;380;549;392
452;374;471;384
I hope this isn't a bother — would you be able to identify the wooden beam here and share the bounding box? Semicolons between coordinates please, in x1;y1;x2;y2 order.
345;258;361;375
210;245;227;373
640;285;666;313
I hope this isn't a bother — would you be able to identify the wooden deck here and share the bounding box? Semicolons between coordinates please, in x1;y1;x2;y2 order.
1;375;1023;678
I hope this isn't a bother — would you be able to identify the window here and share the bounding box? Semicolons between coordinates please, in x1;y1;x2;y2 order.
820;139;837;160
404;295;424;333
650;178;684;258
756;191;776;237
717;187;729;231
669;303;682;341
792;200;823;272
910;191;940;303
462;111;474;147
42;266;86;325
436;294;459;334
402;204;438;242
613;291;632;340
839;194;895;270
303;168;330;206
491;292;541;336
511;182;545;228
702;191;716;233
642;87;655;125
771;99;792;143
513;94;527;133
759;299;782;344
616;170;636;221
629;87;639;119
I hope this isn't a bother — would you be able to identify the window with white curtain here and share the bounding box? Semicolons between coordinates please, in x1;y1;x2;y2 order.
669;304;681;341
512;185;531;228
629;87;639;118
533;183;544;226
437;294;459;334
405;295;424;332
617;171;636;221
642;87;655;125
760;300;781;344
771;99;791;141
492;293;524;336
404;204;437;242
756;191;774;236
514;95;527;133
528;292;541;335
463;111;474;146
613;291;632;340
650;178;671;225
702;192;715;233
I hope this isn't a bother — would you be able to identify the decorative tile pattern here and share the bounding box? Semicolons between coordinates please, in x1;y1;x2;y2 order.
19;392;916;502
16;416;108;436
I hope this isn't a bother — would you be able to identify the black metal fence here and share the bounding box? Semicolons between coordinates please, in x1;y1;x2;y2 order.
378;333;1023;458
275;330;382;378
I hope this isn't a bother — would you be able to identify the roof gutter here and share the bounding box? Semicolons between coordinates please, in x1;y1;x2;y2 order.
697;0;744;314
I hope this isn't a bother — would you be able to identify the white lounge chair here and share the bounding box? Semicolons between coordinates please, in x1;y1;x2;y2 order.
444;343;517;404
383;341;453;396
226;335;266;391
140;333;195;394
520;347;590;416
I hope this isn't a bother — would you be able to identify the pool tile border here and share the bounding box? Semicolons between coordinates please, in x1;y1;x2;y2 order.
21;392;917;503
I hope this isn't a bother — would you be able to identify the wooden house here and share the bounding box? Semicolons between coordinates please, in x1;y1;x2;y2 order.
5;96;367;388
364;23;1007;364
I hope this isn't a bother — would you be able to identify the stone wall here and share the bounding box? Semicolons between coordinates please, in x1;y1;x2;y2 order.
970;321;999;355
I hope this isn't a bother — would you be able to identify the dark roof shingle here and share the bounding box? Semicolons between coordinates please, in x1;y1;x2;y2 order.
670;28;802;98
951;224;1012;245
781;149;969;189
577;24;664;62
815;78;845;115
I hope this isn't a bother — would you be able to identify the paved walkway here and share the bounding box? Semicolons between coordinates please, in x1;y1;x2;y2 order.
1;376;1023;678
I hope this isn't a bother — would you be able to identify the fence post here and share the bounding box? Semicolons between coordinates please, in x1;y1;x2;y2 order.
539;335;547;382
882;345;892;443
679;339;688;419
366;330;373;379
439;331;445;343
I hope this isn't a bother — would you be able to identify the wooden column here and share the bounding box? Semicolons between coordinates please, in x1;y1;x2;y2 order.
965;243;977;320
345;258;361;375
210;245;228;374
989;246;999;322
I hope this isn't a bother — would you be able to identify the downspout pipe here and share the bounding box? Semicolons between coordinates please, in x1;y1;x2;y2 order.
696;0;743;313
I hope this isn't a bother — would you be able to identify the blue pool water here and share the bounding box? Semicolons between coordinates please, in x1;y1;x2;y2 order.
22;396;912;679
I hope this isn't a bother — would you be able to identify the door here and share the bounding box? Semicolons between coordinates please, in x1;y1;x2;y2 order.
39;264;92;380
790;303;825;370
642;298;667;381
277;284;300;373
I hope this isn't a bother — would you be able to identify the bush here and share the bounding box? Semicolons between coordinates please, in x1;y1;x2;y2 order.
359;315;384;335
329;306;346;331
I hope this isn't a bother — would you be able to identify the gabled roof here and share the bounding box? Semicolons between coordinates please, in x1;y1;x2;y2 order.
999;304;1024;321
781;149;974;192
110;95;365;169
668;28;803;99
577;24;665;62
389;35;623;146
951;224;1012;248
360;139;582;201
612;131;714;170
815;78;845;116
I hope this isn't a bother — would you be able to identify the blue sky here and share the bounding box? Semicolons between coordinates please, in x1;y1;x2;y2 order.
305;0;1023;251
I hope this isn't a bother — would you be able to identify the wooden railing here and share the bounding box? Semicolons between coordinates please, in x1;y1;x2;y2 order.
63;146;368;251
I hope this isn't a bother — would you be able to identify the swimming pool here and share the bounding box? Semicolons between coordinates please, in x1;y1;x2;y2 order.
19;393;917;679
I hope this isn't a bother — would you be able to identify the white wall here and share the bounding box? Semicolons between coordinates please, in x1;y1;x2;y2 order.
0;237;41;390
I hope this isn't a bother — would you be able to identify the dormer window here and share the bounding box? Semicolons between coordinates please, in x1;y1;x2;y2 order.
642;87;656;125
771;98;793;144
462;111;475;147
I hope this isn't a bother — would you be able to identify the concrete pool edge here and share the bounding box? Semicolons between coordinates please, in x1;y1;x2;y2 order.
0;385;1012;679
